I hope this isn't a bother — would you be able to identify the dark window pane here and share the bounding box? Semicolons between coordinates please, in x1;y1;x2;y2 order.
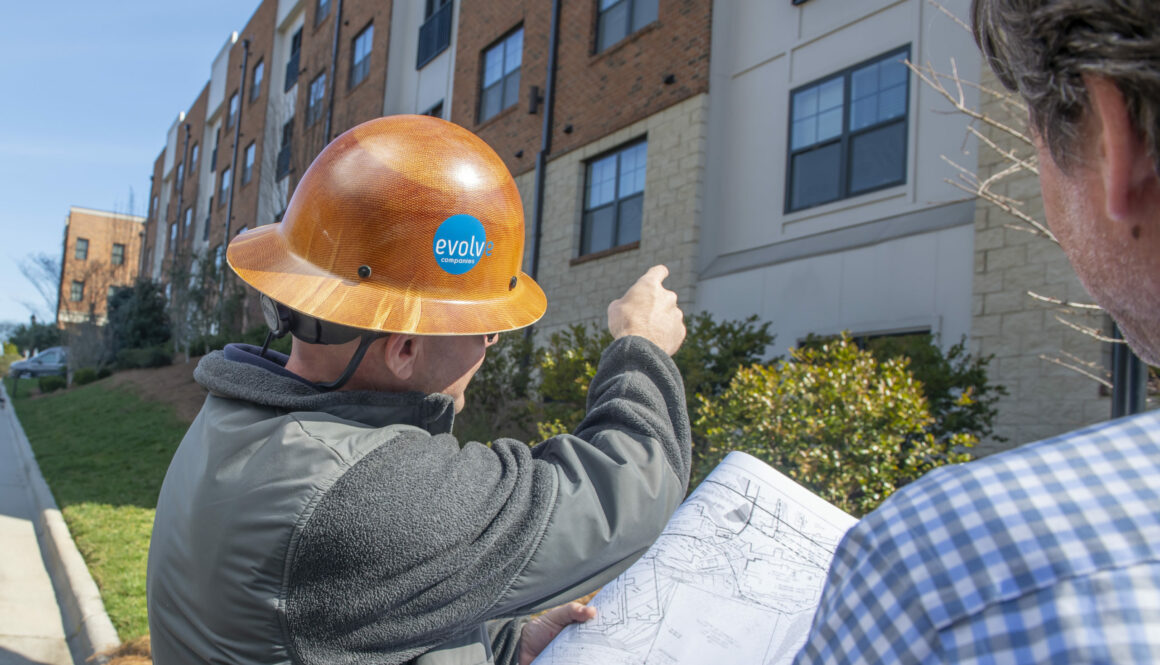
503;70;520;110
616;194;643;246
790;142;841;210
583;206;616;255
481;83;502;121
631;0;658;32
849;121;906;194
598;1;629;51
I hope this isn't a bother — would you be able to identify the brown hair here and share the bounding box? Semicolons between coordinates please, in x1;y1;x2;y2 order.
972;0;1160;174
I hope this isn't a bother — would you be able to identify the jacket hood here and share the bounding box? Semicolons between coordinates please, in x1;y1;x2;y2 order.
193;343;456;433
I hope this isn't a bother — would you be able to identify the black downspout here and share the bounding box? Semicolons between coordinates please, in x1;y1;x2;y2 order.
529;0;562;283
1110;323;1147;418
221;38;251;295
323;0;344;143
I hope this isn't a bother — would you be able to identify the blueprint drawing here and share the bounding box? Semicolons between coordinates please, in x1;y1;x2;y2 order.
533;451;857;665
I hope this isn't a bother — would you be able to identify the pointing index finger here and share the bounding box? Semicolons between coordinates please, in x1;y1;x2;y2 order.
642;264;669;285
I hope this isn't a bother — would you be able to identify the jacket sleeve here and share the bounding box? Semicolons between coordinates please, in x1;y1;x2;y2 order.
282;335;691;664
490;334;692;616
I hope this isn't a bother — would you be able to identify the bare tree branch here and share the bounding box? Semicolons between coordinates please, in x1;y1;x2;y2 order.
1026;291;1102;310
18;253;61;319
1039;353;1113;388
1054;315;1123;343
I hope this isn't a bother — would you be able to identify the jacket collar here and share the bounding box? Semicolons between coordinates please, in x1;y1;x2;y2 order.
194;344;456;434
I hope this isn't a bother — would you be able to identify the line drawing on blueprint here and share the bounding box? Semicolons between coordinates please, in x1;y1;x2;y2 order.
533;451;856;665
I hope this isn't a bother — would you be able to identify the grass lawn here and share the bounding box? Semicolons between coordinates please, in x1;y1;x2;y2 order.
8;376;188;641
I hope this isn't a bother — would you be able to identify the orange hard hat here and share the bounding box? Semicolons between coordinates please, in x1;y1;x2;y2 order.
227;115;546;335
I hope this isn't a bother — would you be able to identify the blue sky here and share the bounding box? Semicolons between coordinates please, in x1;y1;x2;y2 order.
0;2;261;327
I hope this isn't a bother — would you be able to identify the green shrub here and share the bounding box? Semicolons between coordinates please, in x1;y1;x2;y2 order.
533;313;775;442
38;376;67;393
458;332;538;443
73;368;100;386
696;334;974;516
865;334;1006;444
97;368;112;380
116;346;173;370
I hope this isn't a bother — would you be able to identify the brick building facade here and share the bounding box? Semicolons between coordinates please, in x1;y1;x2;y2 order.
57;207;145;325
141;0;710;337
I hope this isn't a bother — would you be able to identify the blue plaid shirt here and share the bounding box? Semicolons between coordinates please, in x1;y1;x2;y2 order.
794;411;1160;664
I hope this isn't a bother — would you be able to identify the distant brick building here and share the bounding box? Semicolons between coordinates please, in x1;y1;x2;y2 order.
57;206;145;326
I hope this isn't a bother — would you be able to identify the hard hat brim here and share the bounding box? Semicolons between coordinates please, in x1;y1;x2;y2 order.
226;224;547;335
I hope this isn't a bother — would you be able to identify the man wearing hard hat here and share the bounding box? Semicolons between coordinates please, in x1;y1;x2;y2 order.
145;116;690;665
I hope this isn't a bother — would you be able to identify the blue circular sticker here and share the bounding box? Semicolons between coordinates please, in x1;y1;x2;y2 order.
432;214;493;275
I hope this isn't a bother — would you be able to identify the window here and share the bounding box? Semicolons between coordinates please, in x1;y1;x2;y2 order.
479;28;522;123
107;285;118;300
74;237;89;260
203;197;213;241
214;244;225;274
151;195;158;218
111;243;125;266
220;166;231;200
277;117;294;180
176;163;183;188
417;0;452;68
211;129;219;172
190;143;199;170
184;206;193;235
243;142;256;184
169;223;177;250
581;140;647;256
350;24;374;88
285;28;303;91
596;0;657;52
236;225;249;238
251;60;264;102
316;0;330;25
424;100;444;118
307;73;327;125
787;47;910;212
227;91;239;128
70;281;84;302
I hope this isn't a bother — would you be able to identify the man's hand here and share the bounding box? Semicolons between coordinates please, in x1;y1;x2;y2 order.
518;601;597;665
607;265;686;356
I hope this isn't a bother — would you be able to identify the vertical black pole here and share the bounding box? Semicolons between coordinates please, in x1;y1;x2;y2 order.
1111;323;1147;418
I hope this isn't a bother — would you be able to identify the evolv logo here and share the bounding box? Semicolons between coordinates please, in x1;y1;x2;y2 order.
432;214;493;275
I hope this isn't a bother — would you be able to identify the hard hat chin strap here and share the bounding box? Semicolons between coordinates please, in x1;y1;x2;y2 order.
259;293;387;392
311;332;386;392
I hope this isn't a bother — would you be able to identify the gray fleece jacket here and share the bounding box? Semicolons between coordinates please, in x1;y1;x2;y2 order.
146;336;691;665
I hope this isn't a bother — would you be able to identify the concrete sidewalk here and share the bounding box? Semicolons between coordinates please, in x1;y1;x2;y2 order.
0;382;118;665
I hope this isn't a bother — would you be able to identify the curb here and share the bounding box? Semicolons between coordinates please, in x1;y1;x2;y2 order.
3;382;120;664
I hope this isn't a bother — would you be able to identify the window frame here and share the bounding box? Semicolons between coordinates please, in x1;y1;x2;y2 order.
315;0;331;26
478;26;523;124
285;28;303;92
251;60;264;102
227;91;239;128
416;0;452;69
190;143;199;170
220;166;232;201
307;72;327;126
349;23;374;89
183;206;193;237
784;45;912;214
70;280;84;303
276;117;294;181
112;243;126;266
74;237;89;260
242;142;256;185
595;0;658;54
579;138;648;258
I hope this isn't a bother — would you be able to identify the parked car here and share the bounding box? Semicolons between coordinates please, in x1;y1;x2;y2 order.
8;346;69;378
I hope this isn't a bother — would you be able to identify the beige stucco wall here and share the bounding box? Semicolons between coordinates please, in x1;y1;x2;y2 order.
517;93;707;340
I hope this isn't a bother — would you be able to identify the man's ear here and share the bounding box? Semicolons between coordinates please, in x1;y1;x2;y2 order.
1086;75;1158;222
383;334;418;380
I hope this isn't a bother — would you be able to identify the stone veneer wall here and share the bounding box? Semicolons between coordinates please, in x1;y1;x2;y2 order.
516;93;708;339
970;68;1111;454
